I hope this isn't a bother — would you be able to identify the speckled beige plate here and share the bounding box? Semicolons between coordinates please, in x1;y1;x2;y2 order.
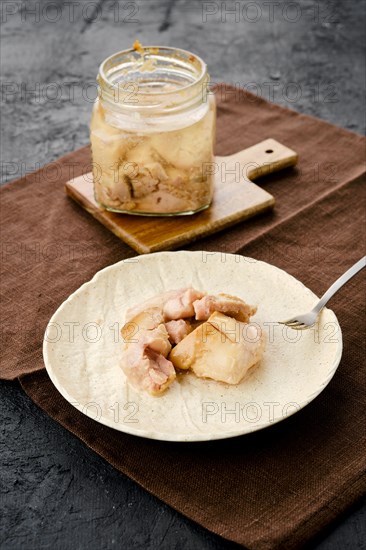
43;251;342;442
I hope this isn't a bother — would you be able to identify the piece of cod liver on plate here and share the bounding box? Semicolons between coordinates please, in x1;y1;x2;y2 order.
169;312;266;385
120;307;176;396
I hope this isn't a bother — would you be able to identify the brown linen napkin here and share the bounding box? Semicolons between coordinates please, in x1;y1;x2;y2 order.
1;85;365;549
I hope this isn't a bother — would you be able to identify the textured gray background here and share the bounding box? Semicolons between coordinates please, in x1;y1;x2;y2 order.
1;0;365;549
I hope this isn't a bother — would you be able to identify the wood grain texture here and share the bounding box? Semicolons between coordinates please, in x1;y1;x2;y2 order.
66;138;297;253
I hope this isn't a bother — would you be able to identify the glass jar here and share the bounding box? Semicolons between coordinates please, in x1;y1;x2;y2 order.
90;46;216;216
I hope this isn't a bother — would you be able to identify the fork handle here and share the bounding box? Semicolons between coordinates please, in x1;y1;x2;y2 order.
314;255;366;313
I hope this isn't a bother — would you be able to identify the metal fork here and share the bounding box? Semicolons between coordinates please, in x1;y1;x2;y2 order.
279;256;366;330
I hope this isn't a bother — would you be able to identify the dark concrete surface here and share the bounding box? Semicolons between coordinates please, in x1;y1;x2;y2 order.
1;1;365;549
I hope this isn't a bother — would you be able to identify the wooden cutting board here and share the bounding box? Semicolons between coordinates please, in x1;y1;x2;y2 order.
65;138;297;254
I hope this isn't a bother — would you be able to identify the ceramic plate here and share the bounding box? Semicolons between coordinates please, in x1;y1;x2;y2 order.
43;251;342;442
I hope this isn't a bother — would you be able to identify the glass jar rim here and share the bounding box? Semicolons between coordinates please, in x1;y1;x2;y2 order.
98;46;208;97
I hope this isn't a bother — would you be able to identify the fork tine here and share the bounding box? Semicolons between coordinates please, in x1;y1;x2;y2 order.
279;320;300;326
281;320;308;328
279;318;314;329
291;323;315;330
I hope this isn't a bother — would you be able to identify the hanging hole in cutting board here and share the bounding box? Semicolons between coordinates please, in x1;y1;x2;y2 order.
265;149;274;153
